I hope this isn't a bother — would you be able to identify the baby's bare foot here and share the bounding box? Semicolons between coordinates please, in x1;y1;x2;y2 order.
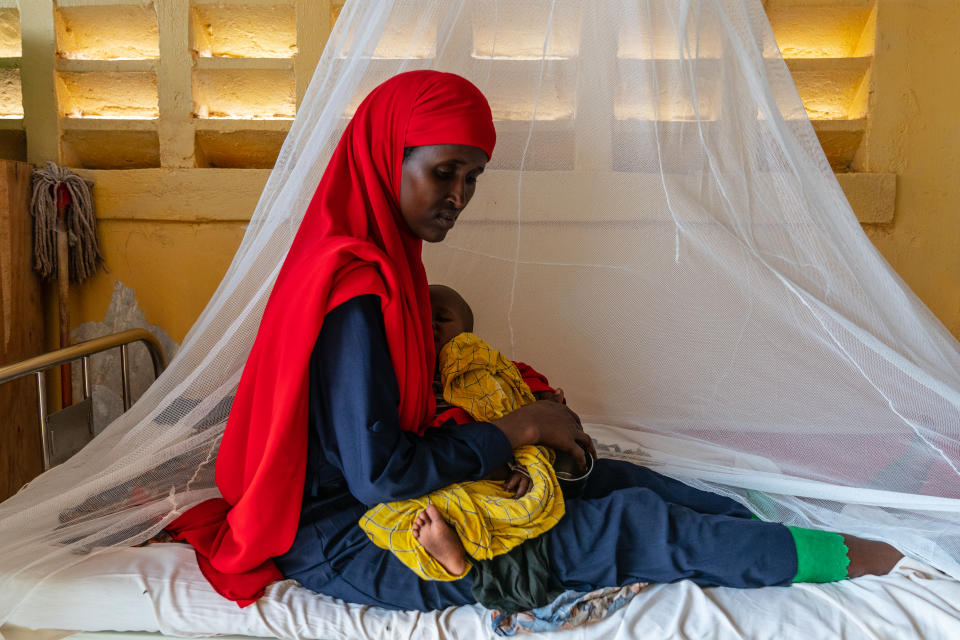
412;505;467;576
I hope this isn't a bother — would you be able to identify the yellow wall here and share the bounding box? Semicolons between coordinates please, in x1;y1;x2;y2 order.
56;1;960;347
859;0;960;337
70;221;247;343
65;169;266;344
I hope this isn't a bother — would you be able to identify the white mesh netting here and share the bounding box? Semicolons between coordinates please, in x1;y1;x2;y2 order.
2;0;960;627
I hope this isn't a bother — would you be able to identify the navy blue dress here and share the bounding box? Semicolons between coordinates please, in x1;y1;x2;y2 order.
275;295;798;611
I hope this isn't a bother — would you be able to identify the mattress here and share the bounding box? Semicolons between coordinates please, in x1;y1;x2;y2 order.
4;542;960;640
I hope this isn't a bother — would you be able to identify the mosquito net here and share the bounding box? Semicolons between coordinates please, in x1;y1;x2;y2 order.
2;0;959;626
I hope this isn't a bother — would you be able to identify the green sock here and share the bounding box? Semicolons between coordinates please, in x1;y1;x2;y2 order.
788;526;850;583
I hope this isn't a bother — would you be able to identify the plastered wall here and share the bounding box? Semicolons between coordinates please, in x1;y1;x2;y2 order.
11;0;960;357
62;169;267;345
69;221;248;343
858;0;960;338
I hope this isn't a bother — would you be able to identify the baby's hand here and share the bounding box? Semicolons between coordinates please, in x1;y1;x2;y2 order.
503;463;532;498
534;388;565;404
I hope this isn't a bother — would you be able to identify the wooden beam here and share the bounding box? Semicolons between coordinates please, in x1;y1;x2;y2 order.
0;160;43;501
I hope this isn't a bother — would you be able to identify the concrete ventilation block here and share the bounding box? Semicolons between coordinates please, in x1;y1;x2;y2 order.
0;8;21;58
0;68;22;118
56;71;159;119
61;130;160;169
55;4;159;60
192;3;296;58
195;130;287;169
766;4;874;59
193;68;295;119
0;130;25;162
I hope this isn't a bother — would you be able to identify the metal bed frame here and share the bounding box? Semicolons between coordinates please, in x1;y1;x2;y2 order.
0;329;166;469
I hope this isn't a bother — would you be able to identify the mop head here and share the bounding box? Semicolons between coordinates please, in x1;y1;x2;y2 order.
30;161;103;283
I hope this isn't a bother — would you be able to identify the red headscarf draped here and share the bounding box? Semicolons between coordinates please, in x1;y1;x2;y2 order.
167;71;496;605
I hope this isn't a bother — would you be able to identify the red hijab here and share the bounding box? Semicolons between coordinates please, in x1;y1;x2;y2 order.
168;71;496;605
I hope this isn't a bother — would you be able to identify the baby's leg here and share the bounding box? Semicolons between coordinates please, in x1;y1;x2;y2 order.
277;503;475;611
412;504;468;577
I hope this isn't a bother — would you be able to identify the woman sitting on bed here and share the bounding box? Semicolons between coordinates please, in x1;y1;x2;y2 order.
166;70;902;611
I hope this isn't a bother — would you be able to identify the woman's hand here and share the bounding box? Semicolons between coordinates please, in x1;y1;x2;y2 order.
534;388;565;404
492;400;596;472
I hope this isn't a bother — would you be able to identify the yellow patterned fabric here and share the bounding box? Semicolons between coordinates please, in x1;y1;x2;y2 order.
438;332;537;421
360;333;565;581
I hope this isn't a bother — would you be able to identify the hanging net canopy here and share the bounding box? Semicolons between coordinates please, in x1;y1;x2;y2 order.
2;0;960;624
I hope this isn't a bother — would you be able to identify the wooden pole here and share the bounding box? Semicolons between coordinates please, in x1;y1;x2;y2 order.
55;183;72;407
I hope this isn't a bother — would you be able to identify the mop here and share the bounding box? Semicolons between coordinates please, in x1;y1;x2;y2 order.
30;162;102;406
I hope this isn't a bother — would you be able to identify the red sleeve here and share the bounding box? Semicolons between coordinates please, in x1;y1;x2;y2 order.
428;407;474;427
514;361;555;395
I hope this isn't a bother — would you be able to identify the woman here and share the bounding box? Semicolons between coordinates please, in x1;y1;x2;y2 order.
169;70;900;611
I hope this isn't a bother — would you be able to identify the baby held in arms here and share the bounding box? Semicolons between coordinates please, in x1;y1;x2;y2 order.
359;285;567;579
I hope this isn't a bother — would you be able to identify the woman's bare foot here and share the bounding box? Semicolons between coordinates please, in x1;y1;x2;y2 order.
412;504;467;576
844;535;903;578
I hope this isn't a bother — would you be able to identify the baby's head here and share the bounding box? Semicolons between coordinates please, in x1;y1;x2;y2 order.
429;284;474;351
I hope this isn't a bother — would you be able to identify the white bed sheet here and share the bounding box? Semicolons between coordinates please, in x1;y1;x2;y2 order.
4;542;960;640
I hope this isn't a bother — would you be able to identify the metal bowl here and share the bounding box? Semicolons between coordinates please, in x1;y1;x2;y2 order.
553;448;595;498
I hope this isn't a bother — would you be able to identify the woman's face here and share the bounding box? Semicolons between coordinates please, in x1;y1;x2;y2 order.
399;144;488;242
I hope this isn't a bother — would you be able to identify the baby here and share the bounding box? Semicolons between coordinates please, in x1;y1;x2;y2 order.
430;284;564;412
359;285;565;580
